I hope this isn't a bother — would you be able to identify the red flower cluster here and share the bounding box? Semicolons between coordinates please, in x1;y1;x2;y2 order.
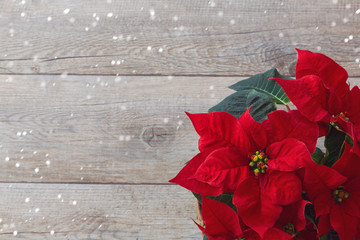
170;50;360;240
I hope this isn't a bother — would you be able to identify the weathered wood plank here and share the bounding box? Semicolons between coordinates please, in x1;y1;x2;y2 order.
0;75;359;184
1;0;360;76
0;183;199;239
0;74;237;184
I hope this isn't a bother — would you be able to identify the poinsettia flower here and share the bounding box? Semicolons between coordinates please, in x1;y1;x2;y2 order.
170;108;317;237
195;197;244;240
197;197;294;240
304;143;360;240
272;49;360;156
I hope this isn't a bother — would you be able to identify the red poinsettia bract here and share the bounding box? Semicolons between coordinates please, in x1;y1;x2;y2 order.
272;49;360;156
170;108;318;237
304;143;360;240
197;197;294;240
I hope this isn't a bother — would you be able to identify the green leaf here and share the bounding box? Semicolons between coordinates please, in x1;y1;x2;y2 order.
229;68;291;105
311;147;325;164
208;89;276;122
324;126;346;167
193;192;236;212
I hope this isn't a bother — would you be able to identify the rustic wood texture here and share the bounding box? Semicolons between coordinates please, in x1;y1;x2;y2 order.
0;0;360;76
1;0;360;239
0;74;238;184
0;183;199;239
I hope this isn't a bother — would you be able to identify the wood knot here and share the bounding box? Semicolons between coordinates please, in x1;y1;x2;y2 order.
31;65;40;73
141;126;174;147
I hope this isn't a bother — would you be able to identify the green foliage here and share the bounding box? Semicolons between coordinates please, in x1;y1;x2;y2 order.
229;68;291;105
324;126;346;167
208;89;276;122
311;147;325;164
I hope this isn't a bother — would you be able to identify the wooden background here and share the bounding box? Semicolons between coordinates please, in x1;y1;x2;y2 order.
0;0;359;239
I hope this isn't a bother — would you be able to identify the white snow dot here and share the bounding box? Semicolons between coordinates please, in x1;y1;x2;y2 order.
50;230;55;235
25;197;30;203
344;38;349;43
13;231;17;236
72;200;77;205
343;18;349;23
346;4;351;9
85;27;89;31
209;1;216;7
158;48;163;53
120;105;127;110
163;118;169;123
349;35;353;40
147;46;152;51
15;163;20;168
356;9;360;14
230;19;235;25
209;85;214;90
35;208;40;213
332;0;338;4
34;168;39;173
356;58;360;63
217;11;223;17
5;157;10;162
107;13;113;18
20;12;26;17
279;32;284;38
116;60;121;65
119;135;124;141
57;194;62;199
111;60;115;65
69;17;75;23
63;8;70;14
173;15;178;21
125;135;131;141
22;131;27;136
317;46;322;51
47;16;52;21
46;160;51;166
17;132;22;136
331;21;336;27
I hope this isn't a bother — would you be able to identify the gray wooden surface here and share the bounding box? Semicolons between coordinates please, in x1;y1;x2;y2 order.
0;0;359;239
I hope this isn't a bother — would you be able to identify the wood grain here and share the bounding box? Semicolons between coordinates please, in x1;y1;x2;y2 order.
0;183;199;239
0;74;237;184
0;74;359;184
1;0;360;76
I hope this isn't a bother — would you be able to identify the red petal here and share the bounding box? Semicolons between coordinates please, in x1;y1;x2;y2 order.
233;176;283;238
262;228;293;240
194;147;249;192
263;171;302;205
330;205;359;240
312;191;333;217
304;163;347;191
266;138;313;172
169;151;223;196
262;110;318;153
274;75;332;122
295;49;349;99
318;215;331;237
201;197;243;238
279;200;309;232
346;86;360;123
186;108;266;153
332;142;360;179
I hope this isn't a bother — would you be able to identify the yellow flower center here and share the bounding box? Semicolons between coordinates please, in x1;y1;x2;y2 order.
332;186;350;204
249;150;268;176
